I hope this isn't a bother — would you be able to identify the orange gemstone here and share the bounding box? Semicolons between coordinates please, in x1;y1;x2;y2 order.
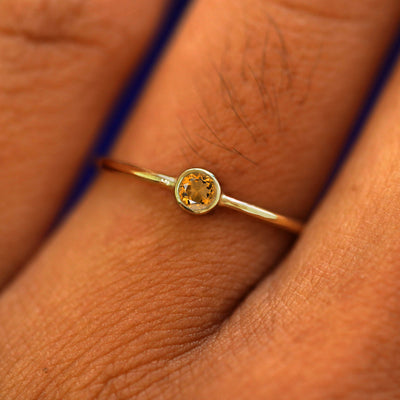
178;172;217;212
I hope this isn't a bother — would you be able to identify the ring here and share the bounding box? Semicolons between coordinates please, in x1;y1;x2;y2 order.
98;158;303;234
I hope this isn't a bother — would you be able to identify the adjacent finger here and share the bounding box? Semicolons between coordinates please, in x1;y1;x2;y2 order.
191;59;400;399
0;0;166;285
1;0;400;398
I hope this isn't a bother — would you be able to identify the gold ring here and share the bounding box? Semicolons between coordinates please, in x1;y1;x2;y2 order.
98;158;303;234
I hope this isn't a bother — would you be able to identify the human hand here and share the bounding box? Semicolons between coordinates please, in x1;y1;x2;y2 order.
1;1;400;399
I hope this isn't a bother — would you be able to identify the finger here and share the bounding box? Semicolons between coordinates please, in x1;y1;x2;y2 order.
1;0;400;398
196;60;400;399
0;0;166;285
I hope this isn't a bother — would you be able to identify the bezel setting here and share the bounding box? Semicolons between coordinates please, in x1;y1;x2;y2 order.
174;168;221;215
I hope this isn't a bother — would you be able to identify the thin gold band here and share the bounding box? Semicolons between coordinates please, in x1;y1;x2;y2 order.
98;158;303;234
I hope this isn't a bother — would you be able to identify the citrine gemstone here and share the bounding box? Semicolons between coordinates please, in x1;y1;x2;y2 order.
178;172;217;212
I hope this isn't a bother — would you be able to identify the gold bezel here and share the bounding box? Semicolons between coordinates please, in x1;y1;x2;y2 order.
174;168;221;215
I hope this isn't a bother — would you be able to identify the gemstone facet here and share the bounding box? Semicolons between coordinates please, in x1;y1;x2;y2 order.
175;168;221;214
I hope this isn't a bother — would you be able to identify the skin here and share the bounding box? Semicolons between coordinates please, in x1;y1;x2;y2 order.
0;0;399;398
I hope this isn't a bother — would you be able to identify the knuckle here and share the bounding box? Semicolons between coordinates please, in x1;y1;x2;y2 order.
0;0;104;79
0;0;89;46
0;0;164;51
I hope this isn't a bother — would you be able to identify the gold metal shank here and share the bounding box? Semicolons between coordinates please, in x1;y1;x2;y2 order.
98;158;303;234
98;158;176;188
